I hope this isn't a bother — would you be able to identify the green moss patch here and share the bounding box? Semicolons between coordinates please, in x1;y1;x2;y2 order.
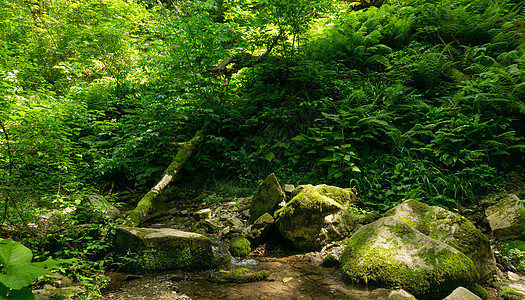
229;236;251;257
223;268;270;283
113;226;213;273
340;216;479;298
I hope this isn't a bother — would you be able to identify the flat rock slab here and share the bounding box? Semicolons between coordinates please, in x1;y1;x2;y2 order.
113;226;213;273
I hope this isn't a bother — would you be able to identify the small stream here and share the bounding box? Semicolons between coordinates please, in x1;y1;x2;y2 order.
104;199;391;299
103;251;389;300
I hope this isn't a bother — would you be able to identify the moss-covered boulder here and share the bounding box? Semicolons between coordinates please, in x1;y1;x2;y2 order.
340;216;480;298
113;226;213;273
385;199;497;283
249;173;286;223
486;194;525;241
291;184;358;206
274;186;356;251
229;236;251;257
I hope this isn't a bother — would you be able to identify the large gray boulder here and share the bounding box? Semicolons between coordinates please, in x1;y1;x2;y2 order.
486;194;525;241
249;173;285;223
113;226;213;273
385;199;497;283
274;185;358;251
340;216;480;298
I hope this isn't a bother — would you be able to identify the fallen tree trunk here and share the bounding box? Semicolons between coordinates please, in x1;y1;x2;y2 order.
125;130;205;227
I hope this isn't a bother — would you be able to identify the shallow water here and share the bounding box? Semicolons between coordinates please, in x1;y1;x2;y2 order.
103;252;390;300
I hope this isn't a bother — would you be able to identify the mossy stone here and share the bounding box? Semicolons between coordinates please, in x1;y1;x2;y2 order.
386;199;496;283
274;189;351;251
291;184;358;206
486;194;525;241
229;236;251;257
249;173;285;223
340;216;479;298
113;226;213;273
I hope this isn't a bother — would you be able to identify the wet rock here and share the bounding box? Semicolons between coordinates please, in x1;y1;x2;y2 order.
385;199;497;283
388;288;416;300
229;236;251;257
320;241;346;267
248;213;275;245
275;185;355;251
443;286;482;300
193;208;211;220
340;216;480;298
486;194;525;241
507;271;521;281
195;218;223;233
113;226;213;273
212;241;232;270
249;173;286;223
33;286;84;300
221;215;245;233
498;282;525;300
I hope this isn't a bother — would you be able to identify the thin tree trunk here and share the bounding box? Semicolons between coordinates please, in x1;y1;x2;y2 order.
124;130;205;227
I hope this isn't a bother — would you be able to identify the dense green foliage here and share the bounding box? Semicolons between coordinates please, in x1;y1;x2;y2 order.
1;0;525;295
3;0;524;210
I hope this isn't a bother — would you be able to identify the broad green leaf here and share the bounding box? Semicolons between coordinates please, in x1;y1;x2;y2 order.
32;258;76;269
0;240;32;268
0;265;50;290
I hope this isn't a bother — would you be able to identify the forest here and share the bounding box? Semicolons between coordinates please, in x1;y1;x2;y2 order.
1;0;525;298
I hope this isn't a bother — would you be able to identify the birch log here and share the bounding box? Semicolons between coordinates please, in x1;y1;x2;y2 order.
125;130;204;227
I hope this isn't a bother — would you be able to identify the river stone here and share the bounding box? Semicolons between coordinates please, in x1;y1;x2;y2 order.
485;194;525;241
340;216;479;298
385;199;497;283
274;187;354;251
249;173;285;223
229;236;251;257
388;289;416;300
498;282;525;300
443;286;482;300
193;208;211;220
113;226;213;273
320;241;346;267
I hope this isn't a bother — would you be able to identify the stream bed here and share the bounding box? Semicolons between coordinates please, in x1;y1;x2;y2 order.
102;252;390;300
104;198;392;299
